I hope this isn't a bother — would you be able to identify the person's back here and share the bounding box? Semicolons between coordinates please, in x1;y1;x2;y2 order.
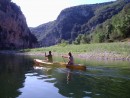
47;54;53;62
45;51;53;62
68;52;74;65
62;52;74;66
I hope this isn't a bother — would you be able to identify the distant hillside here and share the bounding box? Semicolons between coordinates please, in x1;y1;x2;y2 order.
30;0;130;47
89;2;130;43
74;0;130;44
0;0;37;50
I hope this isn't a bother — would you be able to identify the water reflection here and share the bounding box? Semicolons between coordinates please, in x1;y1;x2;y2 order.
0;54;130;98
54;69;130;98
0;54;33;98
32;65;130;98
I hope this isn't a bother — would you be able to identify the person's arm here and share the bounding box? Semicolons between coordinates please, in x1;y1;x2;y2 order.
62;55;68;58
45;52;47;57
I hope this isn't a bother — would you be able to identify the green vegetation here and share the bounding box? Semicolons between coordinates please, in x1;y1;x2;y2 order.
58;39;69;47
74;3;130;44
31;0;130;47
92;3;130;42
24;42;130;56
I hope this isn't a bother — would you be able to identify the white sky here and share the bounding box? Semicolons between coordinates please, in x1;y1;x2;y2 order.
11;0;116;27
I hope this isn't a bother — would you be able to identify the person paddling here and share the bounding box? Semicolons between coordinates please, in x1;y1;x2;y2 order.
45;51;53;62
62;52;74;66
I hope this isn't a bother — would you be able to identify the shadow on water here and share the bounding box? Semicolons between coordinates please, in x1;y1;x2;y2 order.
0;54;33;98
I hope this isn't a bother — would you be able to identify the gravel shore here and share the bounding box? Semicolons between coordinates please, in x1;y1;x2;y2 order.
0;50;130;61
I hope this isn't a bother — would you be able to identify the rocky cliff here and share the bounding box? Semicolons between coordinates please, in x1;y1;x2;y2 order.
31;0;130;47
0;0;37;50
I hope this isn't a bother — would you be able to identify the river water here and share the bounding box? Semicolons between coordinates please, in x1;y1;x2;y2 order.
0;54;130;98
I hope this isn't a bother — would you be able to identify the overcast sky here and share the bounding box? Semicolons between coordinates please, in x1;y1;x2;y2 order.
11;0;116;27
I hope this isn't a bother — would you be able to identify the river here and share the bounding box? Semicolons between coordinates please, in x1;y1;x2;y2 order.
0;54;130;98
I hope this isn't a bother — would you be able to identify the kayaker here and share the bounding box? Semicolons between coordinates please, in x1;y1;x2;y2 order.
45;51;53;62
62;52;74;66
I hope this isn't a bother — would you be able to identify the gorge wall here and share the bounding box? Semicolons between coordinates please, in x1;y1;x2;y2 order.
0;0;37;50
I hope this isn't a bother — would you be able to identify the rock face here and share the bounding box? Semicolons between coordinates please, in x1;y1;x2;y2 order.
0;0;37;50
31;0;130;47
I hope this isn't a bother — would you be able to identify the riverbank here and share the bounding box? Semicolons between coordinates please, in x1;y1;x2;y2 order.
0;50;130;61
0;42;130;61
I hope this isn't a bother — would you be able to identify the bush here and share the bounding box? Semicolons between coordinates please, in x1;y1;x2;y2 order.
58;39;69;47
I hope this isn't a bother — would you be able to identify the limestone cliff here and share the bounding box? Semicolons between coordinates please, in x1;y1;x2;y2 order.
31;0;130;46
0;0;37;49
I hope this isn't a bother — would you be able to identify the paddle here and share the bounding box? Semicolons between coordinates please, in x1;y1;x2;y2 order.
62;56;70;68
62;56;66;64
44;52;48;61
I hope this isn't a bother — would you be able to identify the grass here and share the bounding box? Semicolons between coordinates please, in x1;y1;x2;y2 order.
23;42;130;56
21;42;130;69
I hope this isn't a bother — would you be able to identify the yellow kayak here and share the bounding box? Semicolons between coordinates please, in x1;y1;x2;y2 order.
34;59;86;71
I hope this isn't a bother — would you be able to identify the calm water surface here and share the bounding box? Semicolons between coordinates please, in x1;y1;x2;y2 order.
0;54;130;98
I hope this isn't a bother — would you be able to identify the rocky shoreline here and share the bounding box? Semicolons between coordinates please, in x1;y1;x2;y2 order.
76;52;130;61
0;50;130;61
